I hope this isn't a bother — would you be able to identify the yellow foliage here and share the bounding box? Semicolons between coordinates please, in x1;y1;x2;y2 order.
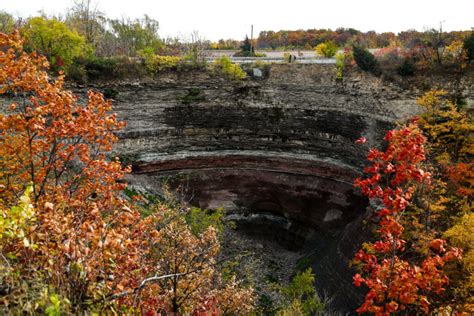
416;89;447;113
0;184;35;248
444;40;468;69
417;90;474;162
147;55;181;73
277;299;304;316
315;41;338;58
444;213;474;312
139;48;181;74
21;17;87;70
213;56;246;80
406;90;474;312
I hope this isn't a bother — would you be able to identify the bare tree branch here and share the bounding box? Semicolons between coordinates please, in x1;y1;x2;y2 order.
104;272;186;301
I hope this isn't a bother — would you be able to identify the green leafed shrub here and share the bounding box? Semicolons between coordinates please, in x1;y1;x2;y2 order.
279;268;325;315
78;56;119;80
139;47;181;74
68;56;147;82
335;52;345;80
213;56;246;80
66;62;87;83
185;207;224;236
103;88;119;99
180;87;206;105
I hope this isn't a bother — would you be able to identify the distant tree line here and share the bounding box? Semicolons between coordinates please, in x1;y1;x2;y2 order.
256;28;472;50
1;1;473;82
0;0;214;80
1;5;163;58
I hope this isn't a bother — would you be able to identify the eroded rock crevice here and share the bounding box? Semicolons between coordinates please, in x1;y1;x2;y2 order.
126;155;368;311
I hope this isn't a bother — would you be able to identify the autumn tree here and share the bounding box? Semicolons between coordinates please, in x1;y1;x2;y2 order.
414;90;474;312
111;203;254;314
0;30;140;312
0;31;253;314
352;89;474;314
352;123;461;315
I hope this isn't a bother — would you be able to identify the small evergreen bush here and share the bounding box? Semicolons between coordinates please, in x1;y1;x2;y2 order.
353;46;380;75
398;58;416;76
463;31;474;62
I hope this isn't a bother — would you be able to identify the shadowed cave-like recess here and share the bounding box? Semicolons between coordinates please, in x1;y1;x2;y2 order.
99;64;471;311
131;155;368;311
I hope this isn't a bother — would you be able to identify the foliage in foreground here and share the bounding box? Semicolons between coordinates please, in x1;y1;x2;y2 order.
352;123;461;314
415;91;473;312
352;90;473;314
0;31;253;314
277;268;325;315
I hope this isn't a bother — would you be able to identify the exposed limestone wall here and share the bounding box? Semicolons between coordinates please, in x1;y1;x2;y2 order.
68;64;472;311
69;63;472;230
92;64;421;223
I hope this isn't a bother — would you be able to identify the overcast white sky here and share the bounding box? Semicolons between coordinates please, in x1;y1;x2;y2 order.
2;0;473;41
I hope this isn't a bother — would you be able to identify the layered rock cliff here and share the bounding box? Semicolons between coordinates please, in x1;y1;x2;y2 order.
69;63;473;311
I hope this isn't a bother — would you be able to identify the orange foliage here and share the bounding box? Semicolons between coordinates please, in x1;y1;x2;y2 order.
0;31;138;308
0;31;253;314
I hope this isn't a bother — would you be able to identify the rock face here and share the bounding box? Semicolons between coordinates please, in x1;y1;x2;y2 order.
72;63;472;311
107;64;424;224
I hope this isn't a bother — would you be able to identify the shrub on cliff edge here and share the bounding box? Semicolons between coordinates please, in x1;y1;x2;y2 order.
213;56;246;80
353;46;380;75
315;41;338;58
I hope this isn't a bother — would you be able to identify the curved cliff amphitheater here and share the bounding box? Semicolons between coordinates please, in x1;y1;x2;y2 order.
85;63;471;311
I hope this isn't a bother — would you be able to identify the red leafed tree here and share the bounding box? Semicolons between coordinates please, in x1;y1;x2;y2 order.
352;122;461;315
